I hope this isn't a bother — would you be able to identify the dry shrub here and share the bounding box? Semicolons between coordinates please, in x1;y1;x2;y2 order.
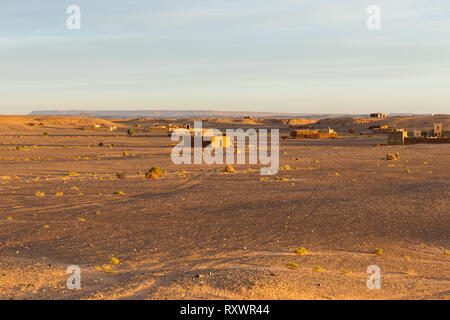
223;165;235;173
116;172;128;179
95;265;115;274
146;166;162;179
294;247;307;255
286;262;298;270
146;172;160;179
313;266;323;273
386;153;397;161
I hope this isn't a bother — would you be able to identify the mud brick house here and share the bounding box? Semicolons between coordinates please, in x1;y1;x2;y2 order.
408;129;422;137
433;123;443;137
290;129;338;139
387;130;407;145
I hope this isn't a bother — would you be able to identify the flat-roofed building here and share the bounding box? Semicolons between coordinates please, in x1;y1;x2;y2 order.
387;130;407;145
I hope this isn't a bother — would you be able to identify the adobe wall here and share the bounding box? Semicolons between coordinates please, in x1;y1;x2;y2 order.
405;137;450;145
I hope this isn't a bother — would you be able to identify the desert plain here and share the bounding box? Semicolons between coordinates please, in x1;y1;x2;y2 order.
0;115;448;300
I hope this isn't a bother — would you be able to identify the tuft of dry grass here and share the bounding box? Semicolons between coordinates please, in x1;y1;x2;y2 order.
404;269;417;276
313;266;323;273
294;247;307;255
386;153;398;161
285;262;298;270
95;265;115;274
342;269;351;276
373;248;383;256
116;172;127;179
145;170;160;180
146;166;162;179
223;165;236;173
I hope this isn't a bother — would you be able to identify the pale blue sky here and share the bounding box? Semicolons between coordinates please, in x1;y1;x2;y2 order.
1;0;449;115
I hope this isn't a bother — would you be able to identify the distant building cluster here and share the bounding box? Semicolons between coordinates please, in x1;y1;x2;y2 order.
370;113;388;119
387;123;449;145
290;127;338;139
85;123;117;131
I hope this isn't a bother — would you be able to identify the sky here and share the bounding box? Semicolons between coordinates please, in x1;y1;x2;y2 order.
0;0;449;115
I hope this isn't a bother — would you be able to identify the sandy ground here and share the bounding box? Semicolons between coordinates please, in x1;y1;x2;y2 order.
0;121;448;300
